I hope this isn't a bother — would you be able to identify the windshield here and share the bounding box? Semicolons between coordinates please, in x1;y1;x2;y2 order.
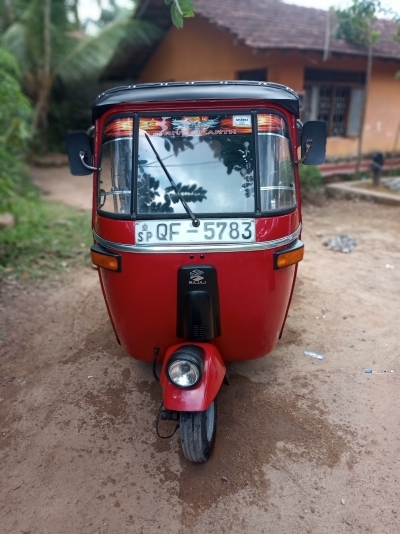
137;114;255;215
98;113;296;217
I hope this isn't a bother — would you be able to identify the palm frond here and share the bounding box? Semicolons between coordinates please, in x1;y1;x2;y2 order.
57;18;163;85
2;21;33;76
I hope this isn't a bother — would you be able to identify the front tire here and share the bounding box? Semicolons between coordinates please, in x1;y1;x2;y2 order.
180;400;217;462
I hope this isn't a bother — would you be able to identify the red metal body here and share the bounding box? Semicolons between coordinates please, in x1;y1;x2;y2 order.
96;211;299;363
160;343;226;411
90;94;303;411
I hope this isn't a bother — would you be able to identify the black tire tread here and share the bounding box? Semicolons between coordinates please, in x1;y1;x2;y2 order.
180;401;217;463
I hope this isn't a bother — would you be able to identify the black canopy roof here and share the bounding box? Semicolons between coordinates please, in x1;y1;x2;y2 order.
92;81;299;122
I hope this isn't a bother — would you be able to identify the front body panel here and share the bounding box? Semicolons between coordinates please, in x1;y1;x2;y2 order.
97;217;299;362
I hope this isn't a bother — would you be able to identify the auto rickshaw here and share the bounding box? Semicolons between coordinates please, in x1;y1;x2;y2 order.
67;81;326;462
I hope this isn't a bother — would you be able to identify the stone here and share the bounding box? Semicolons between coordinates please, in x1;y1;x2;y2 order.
323;234;356;254
383;177;400;193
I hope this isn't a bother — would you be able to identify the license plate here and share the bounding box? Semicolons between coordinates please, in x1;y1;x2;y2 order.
135;218;255;245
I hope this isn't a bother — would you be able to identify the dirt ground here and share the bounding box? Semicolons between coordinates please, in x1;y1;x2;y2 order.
1;166;400;534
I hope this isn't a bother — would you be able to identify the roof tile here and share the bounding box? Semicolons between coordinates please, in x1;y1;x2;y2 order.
192;0;400;59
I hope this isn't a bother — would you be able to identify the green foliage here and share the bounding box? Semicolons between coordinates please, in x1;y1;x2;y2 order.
47;101;88;153
0;197;92;281
0;147;37;212
165;0;195;28
0;50;32;155
334;0;382;45
0;47;33;211
2;0;162;147
395;24;400;79
299;165;323;193
0;46;21;79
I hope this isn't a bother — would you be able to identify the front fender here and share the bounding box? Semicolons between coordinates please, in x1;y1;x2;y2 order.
160;343;226;412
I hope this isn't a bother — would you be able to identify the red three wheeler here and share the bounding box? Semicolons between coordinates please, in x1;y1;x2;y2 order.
67;81;326;462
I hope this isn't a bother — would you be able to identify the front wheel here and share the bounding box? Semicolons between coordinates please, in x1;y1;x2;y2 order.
180;400;217;462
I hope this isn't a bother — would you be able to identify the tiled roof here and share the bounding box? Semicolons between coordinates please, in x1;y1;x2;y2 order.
192;0;400;59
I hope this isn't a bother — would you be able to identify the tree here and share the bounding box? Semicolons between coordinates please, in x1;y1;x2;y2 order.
0;47;33;211
334;0;397;178
2;0;162;149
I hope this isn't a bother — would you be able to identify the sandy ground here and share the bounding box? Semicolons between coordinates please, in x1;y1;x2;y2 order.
1;166;400;534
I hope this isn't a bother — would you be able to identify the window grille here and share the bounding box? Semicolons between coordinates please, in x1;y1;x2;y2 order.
303;69;365;138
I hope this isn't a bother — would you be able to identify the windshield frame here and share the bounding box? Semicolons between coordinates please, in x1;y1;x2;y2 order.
97;108;297;220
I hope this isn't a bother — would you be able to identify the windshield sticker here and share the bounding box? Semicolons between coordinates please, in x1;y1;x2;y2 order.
233;115;252;127
257;114;286;134
139;117;171;135
105;118;133;138
139;115;253;136
171;116;219;134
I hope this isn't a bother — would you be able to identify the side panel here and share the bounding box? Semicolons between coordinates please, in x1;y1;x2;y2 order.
95;217;136;244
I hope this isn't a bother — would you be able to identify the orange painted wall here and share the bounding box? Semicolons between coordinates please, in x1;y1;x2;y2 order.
140;17;400;158
363;62;400;155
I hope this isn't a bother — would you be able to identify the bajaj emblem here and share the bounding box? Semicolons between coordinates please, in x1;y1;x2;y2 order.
189;269;206;284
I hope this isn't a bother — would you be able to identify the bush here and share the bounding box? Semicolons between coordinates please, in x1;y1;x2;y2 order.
0;146;38;211
299;165;323;193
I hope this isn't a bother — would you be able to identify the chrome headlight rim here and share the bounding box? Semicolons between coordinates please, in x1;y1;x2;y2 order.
166;346;205;389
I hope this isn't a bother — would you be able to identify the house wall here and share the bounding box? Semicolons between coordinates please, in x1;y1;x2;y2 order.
140;17;400;159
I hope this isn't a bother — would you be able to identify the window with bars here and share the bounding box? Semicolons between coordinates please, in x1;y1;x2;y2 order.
315;85;350;136
303;69;365;138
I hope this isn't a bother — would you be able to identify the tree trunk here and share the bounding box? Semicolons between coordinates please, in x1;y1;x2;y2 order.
356;39;373;177
72;0;80;28
31;0;52;151
5;0;16;23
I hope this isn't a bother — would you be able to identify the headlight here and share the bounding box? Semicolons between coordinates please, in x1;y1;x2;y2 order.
167;360;200;387
166;345;204;388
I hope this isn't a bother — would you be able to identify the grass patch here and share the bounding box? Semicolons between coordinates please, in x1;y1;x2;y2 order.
0;196;92;282
299;165;323;193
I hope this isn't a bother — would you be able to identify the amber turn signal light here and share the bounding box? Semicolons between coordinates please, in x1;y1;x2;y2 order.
274;240;304;269
91;244;121;271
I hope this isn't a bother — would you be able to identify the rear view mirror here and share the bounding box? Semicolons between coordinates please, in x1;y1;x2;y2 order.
301;121;327;165
67;131;96;175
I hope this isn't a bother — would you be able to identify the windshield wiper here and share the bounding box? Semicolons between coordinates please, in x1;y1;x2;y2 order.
144;133;200;227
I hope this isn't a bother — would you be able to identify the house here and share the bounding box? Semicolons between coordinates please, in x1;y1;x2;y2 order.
106;0;400;160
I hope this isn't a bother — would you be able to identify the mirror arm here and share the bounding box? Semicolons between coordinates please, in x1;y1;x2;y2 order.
296;139;313;164
79;150;101;172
